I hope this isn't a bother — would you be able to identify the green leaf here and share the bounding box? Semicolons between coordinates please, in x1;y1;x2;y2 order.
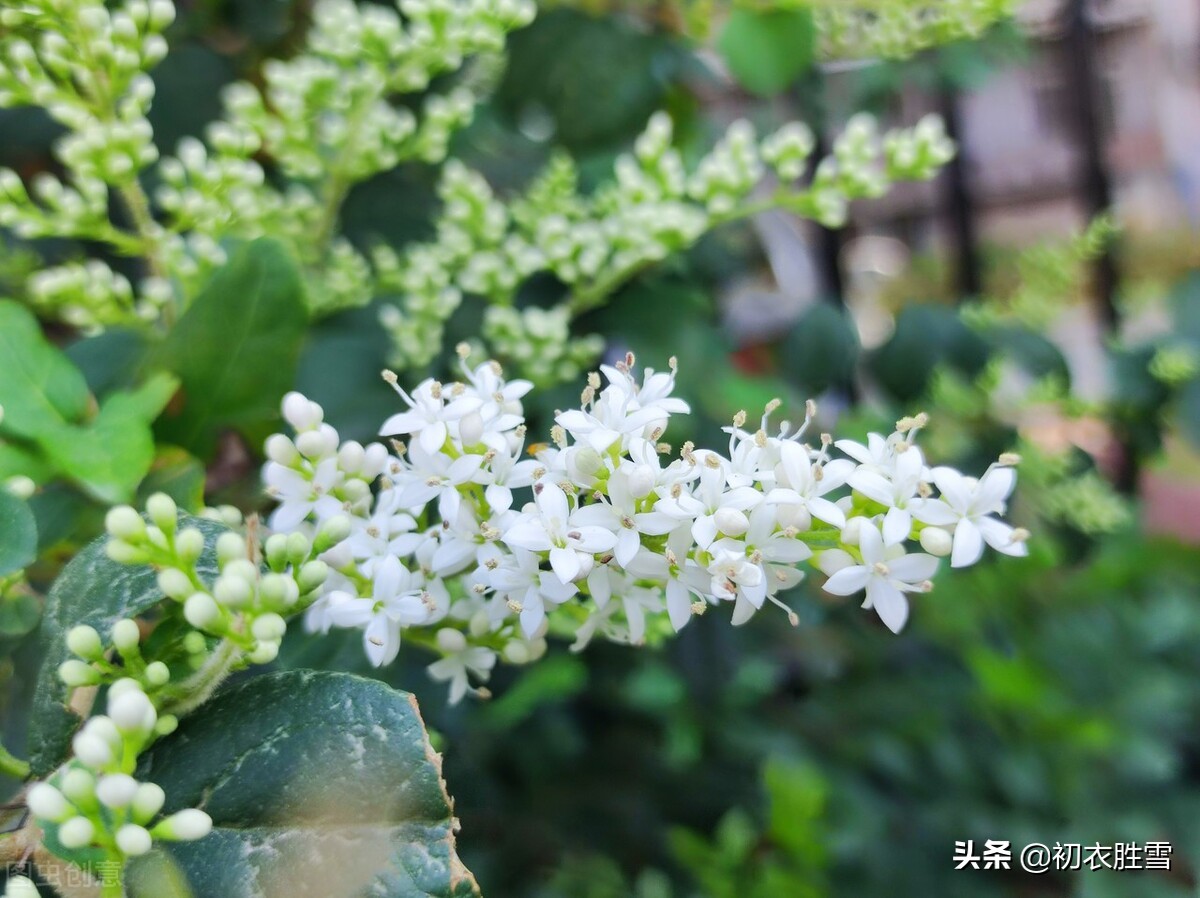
136;446;207;512
1176;376;1200;448
27;514;228;777
718;8;816;97
0;490;37;575
132;671;481;898
0;299;91;440
869;304;991;402
154;239;308;457
36;372;179;505
780;303;860;394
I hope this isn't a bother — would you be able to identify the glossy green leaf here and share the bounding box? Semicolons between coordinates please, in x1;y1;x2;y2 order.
36;372;179;505
0;299;90;440
718;8;816;97
133;671;481;898
136;446;208;512
780;303;860;394
27;514;228;776
154;238;308;457
0;490;37;576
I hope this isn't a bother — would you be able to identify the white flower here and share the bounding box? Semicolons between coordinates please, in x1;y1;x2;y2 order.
485;547;578;637
911;465;1026;567
427;629;496;704
345;504;423;575
570;467;677;567
821;521;938;633
656;451;761;549
394;441;484;512
264;457;344;530
502;482;618;583
764;441;851;528
473;446;538;513
328;556;431;665
846;444;926;544
380;377;484;454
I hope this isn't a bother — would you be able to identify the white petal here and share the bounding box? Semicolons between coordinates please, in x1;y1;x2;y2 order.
666;580;691;631
866;579;909;633
549;546;581;583
882;507;912;546
823;565;871;596
808;496;846;529
950;516;984;568
886;552;939;582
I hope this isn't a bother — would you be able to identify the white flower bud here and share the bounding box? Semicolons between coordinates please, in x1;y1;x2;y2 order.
337;440;366;472
216;532;247;566
105;506;145;541
627;464;655;499
175;527;205;563
714;507;750;537
66;625;103;660
145;493;177;533
58;816;96;849
157;568;193;601
468;610;491;638
776;503;812;531
184;593;222;630
61;768;95;804
5;475;35;500
144;661;170;687
108;678;143;700
58;660;100;687
919;527;953;556
109;689;156;734
297;560;329;593
132;782;165;822
572;447;602;477
265;434;299;466
458;411;485;446
502;641;530;664
840;517;866;546
214;574;252;608
27;783;72;822
282;392;322;430
295;429;332;458
248;641;279;664
154;808;212;842
4;876;40;898
435;628;467;654
315;515;352;550
251;613;287;641
111;619;141;653
97;773;139;809
116;823;152;856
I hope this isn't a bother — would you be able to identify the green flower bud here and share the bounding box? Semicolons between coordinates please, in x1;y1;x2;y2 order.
58;659;100;687
105;506;145;541
297;560;329;594
27;782;72;823
184;593;223;630
116;823;152;856
216;532;247;567
145;493;178;534
314;515;351;551
132;782;165;823
157;567;193;601
58;816;96;849
66;625;103;660
264;533;289;571
175;527;205;564
144;661;170;687
111;619;141;654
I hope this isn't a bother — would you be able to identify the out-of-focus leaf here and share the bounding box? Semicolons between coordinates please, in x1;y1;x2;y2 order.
0;490;37;576
718;8;816;97
0;300;90;440
780;303;860;394
133;671;480;898
66;328;151;396
37;372;179;505
869;304;990;402
154;239;308;457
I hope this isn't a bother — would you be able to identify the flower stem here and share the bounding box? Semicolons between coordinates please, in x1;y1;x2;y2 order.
0;744;29;781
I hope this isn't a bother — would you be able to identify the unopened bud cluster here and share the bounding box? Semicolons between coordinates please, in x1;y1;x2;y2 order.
377;111;954;382
103;492;329;664
26;684;211;863
816;0;1018;61
262;354;1027;705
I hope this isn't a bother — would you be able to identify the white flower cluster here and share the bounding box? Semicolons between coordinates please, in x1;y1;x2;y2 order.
26;683;211;862
264;352;1027;704
377;111;955;382
816;0;1018;61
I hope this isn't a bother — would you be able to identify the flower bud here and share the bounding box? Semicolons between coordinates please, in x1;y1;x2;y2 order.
109;689;156;734
282;392;321;431
105;506;145;541
296;430;330;458
58;816;96;849
458;412;485;446
919;527;953;557
132;782;165;823
157;567;193;601
61;768;96;805
97;773;139;809
337;440;366;473
297;560;329;593
184;593;223;630
5;475;34;500
627;464;655;499
251;613;287;641
468;610;491;638
259;573;298;608
145;493;177;534
5;876;40;898
111;619;141;653
108;677;143;700
264;533;289;571
106;538;148;564
840;517;865;546
572;447;602;477
286;532;311;565
248;641;279;664
216;532;247;566
714;507;749;537
265;433;299;465
155;714;179;737
435;628;467;654
502;641;530;665
154;808;212;842
776;503;812;532
315;516;351;551
66;625;103;660
183;631;207;655
116;823;153;856
175;527;205;564
27;782;72;822
144;661;170;687
58;660;100;688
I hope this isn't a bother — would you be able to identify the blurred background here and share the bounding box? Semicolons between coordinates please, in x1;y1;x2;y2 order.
3;1;1200;896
